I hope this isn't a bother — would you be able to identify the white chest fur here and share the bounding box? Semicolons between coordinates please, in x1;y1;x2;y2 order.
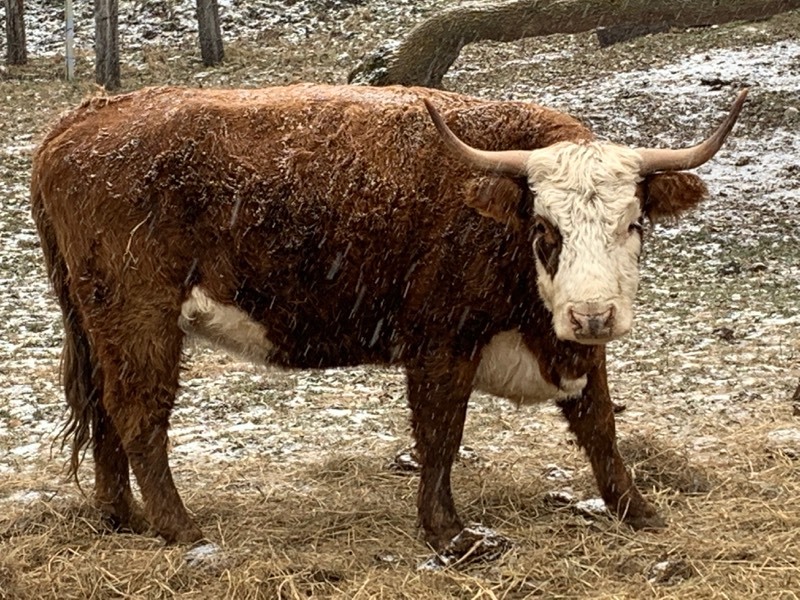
474;330;586;405
178;287;275;364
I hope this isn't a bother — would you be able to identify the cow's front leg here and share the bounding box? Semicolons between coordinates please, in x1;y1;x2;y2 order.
558;349;665;530
406;357;476;551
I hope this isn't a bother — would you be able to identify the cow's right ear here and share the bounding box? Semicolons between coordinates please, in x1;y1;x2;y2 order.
463;176;526;229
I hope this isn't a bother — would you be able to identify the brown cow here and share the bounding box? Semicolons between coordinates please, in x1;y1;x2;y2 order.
30;84;746;552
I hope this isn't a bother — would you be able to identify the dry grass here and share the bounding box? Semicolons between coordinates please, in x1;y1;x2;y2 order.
2;428;799;599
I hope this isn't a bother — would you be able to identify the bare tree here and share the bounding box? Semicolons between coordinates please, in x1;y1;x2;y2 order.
95;0;120;90
196;0;224;66
4;0;27;65
349;0;800;88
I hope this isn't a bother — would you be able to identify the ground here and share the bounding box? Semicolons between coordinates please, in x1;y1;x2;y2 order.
1;1;799;598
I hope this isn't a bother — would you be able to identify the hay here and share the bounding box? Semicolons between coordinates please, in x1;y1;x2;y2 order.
2;425;799;599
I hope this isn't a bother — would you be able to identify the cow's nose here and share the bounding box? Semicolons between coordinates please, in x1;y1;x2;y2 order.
569;306;615;339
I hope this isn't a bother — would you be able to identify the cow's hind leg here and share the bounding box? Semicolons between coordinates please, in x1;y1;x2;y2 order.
92;306;202;544
93;401;148;533
34;208;147;533
558;351;664;530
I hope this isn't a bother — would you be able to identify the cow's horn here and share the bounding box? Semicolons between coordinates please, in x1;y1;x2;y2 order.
423;98;530;177
637;89;749;174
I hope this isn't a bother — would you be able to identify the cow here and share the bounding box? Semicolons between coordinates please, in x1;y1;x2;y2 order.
30;84;746;552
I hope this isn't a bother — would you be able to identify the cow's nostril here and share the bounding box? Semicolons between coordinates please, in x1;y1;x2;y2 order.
569;305;615;337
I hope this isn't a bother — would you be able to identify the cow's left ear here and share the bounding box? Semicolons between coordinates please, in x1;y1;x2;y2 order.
642;172;709;222
463;176;527;228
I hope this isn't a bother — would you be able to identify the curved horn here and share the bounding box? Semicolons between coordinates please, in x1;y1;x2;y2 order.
423;98;530;177
637;89;749;174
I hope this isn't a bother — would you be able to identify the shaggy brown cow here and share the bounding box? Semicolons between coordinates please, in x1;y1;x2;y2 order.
30;84;746;552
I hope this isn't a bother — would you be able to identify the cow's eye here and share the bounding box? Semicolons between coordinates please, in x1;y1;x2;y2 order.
533;217;562;277
534;217;550;237
628;222;643;236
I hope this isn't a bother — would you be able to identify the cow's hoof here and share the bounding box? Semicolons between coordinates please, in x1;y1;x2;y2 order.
158;521;205;545
99;502;150;535
624;510;666;531
126;506;151;535
419;524;512;570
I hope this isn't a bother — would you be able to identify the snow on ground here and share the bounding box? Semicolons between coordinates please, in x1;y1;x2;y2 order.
1;2;799;494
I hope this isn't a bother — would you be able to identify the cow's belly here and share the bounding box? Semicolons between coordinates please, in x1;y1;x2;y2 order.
179;288;587;405
179;287;276;364
474;331;586;405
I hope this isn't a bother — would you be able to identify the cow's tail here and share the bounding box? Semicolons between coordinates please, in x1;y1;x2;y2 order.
31;181;98;485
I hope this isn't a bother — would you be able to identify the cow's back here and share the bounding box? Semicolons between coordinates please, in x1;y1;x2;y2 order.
33;84;590;224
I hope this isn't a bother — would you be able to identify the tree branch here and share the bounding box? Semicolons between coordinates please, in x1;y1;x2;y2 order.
348;0;800;88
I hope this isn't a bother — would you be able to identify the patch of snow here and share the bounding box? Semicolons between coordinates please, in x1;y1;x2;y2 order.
0;490;48;505
628;41;800;94
544;489;576;506
10;442;42;457
543;464;574;481
766;428;800;457
574;498;608;518
184;542;226;569
417;523;512;570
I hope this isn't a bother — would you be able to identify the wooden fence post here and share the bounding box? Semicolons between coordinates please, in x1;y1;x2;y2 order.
65;0;75;80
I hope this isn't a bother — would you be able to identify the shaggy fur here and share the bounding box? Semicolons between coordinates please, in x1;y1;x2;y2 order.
31;84;712;550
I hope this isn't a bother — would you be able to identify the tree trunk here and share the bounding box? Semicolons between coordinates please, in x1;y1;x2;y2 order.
349;0;800;88
196;0;224;66
4;0;27;65
95;0;120;90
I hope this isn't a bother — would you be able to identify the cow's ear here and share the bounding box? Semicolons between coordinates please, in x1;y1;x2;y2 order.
642;172;709;222
464;176;526;228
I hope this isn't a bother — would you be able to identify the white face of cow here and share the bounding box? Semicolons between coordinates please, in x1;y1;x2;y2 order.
423;90;747;346
526;142;644;344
